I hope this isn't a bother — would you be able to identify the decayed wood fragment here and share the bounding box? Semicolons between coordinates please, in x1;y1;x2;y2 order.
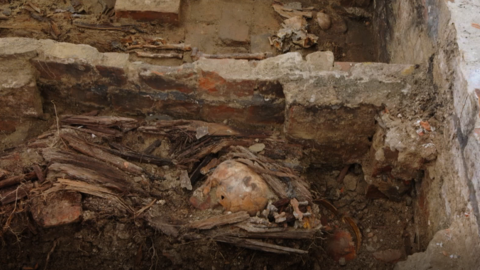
99;143;173;166
215;236;308;254
236;222;284;233
143;139;162;154
0;172;36;190
213;226;316;240
136;51;183;59
48;163;128;192
200;157;219;175
0;183;33;205
240;228;316;239
127;43;192;51
73;21;130;32
189;211;250;230
33;165;45;183
192;48;273;60
42;149;132;192
272;3;313;19
61;115;138;131
44;178;133;212
337;165;350;183
0;175;24;189
61;133;144;175
139;120;241;136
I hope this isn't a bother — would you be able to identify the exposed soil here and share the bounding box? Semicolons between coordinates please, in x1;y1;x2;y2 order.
0;0;416;269
0;115;416;270
0;0;379;65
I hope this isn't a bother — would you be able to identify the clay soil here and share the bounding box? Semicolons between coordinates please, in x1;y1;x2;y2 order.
0;0;414;269
0;0;379;64
0;123;417;270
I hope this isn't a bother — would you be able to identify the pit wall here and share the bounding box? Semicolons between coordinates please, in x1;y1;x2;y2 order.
0;37;429;165
375;0;480;268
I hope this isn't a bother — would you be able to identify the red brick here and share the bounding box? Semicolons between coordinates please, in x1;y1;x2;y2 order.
198;71;255;98
31;191;82;227
115;0;181;24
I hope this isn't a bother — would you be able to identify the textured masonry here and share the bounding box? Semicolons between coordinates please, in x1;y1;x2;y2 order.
0;38;427;164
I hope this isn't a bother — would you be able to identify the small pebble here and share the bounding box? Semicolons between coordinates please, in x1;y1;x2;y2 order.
338;257;346;266
367;232;374;238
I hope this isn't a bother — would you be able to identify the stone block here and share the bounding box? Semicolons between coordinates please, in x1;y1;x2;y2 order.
31;191;82;227
306;51;334;71
32;59;95;82
0;66;42;119
115;0;181;24
0;37;41;59
31;41;101;83
95;53;129;86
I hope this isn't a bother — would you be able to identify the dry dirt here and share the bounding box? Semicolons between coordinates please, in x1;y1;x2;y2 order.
0;122;416;270
0;0;415;269
0;0;379;65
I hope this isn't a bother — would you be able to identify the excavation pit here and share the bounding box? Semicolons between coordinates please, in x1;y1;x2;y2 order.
1;0;480;269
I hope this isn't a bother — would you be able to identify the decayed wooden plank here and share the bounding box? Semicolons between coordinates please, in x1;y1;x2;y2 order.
215;236;308;254
61;115;138;131
98;143;173;166
48;163;128;192
0;175;24;189
0;171;36;189
42;149;130;181
143;139;162;154
210;226;316;240
189;211;250;230
44;178;133;212
139;120;241;136
0;183;33;205
61;133;144;175
33;165;45;183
